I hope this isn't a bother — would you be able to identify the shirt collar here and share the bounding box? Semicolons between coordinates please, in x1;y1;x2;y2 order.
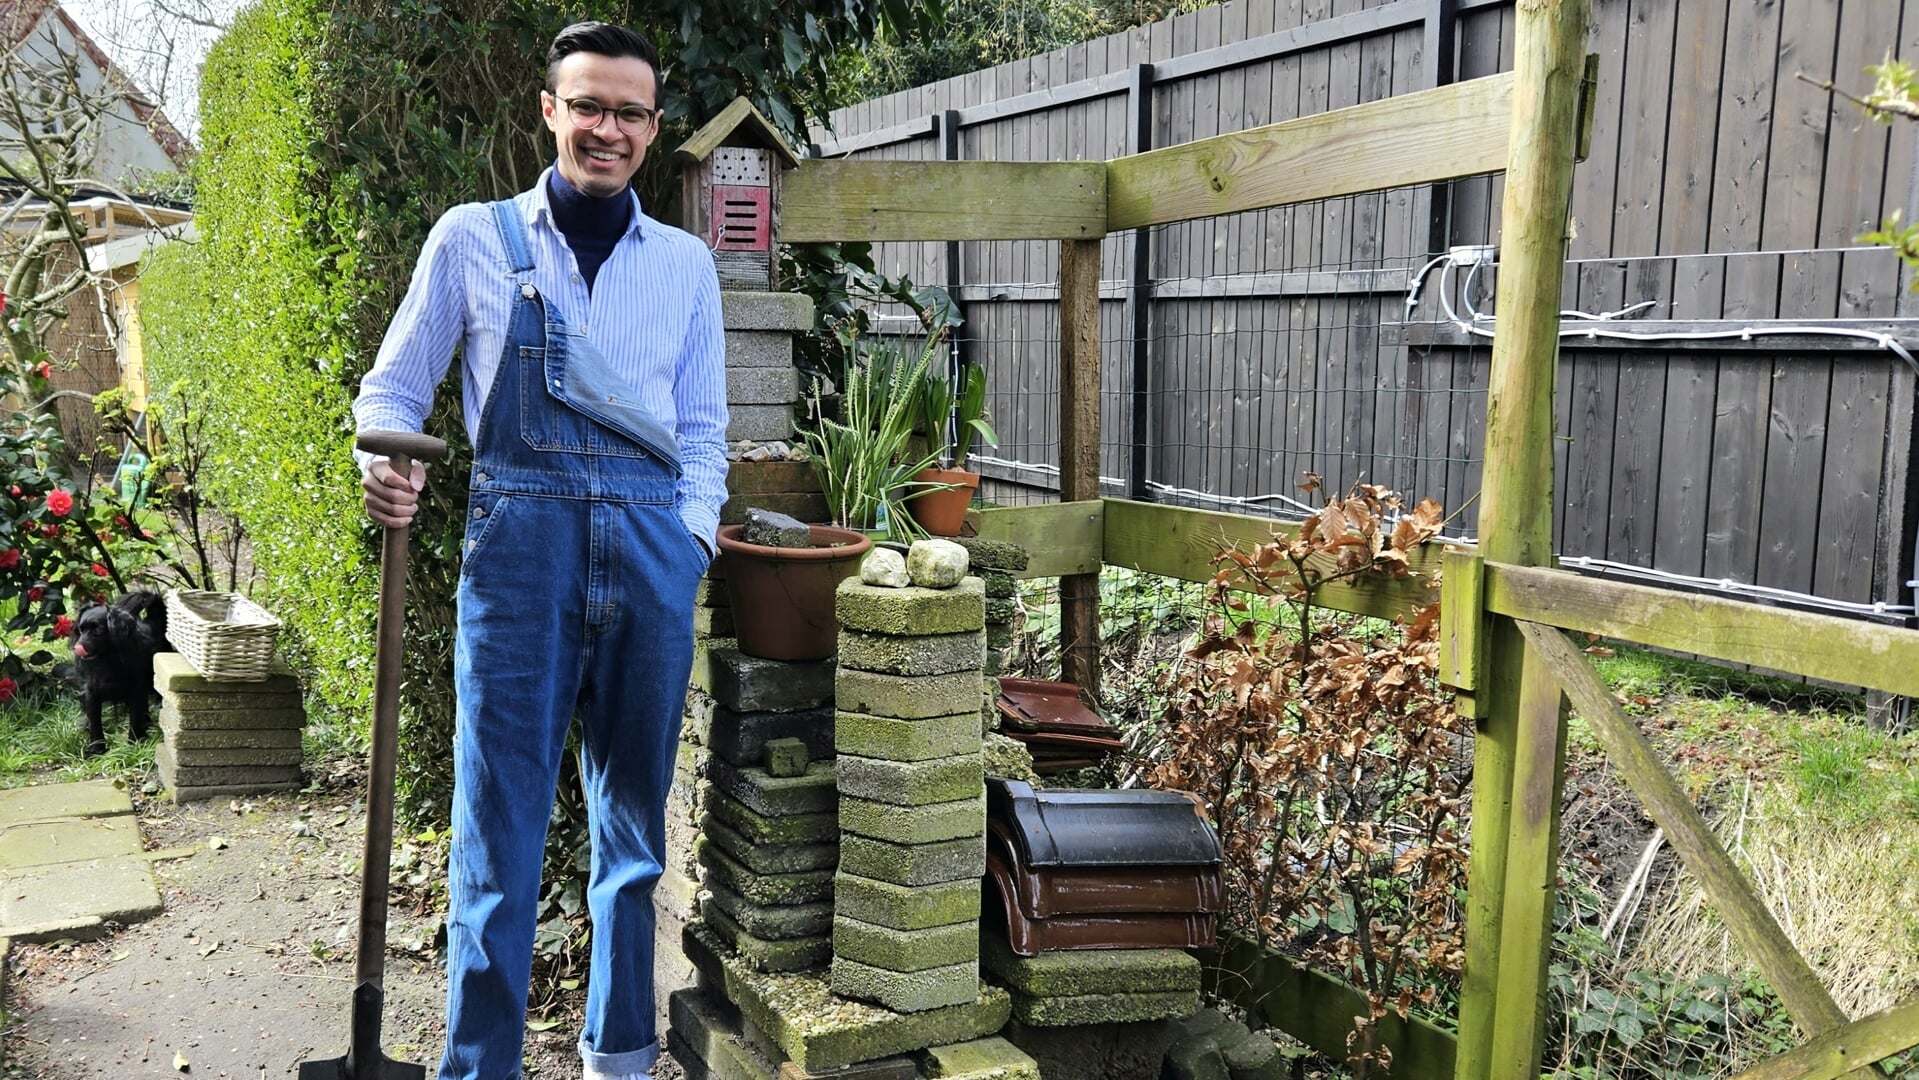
528;165;649;242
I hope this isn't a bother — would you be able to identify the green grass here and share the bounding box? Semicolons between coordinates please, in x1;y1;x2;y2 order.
0;686;158;787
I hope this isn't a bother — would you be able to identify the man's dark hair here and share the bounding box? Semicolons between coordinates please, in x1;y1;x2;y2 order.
545;22;661;93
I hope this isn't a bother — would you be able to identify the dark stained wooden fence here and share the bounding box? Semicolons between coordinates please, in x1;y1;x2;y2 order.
810;0;1919;615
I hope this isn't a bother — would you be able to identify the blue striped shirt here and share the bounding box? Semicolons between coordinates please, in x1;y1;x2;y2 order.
352;168;730;547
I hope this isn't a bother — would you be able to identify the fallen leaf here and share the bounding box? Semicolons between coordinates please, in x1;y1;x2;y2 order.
174;1050;190;1071
526;1019;561;1032
207;837;230;851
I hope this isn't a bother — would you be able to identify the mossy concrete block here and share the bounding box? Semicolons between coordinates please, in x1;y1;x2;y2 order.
983;597;1019;625
706;648;836;713
158;722;302;750
833;872;978;931
669;988;780;1080
711;758;837;818
1164;1032;1229;1080
984;624;1016;649
777;1057;919;1080
704;819;838;874
1011;988;1200;1027
168;746;303;768
696;605;738;637
834;915;978;973
839;834;984;887
153;652;299;695
158;701;305;730
836;579;985;636
764;737;810;777
691;636;739;694
702;895;830;973
1222;1032;1281;1076
707;795;837;846
839;794;982;845
683;920;1012;1073
836;711;980;763
696;576;731;608
980;932;1199;996
710;705;834;769
168;780;304;804
832;955;979;1014
837;753;983;807
838;629;985;677
706;882;832;940
949;537;1027;573
698;838;835;906
1001;1018;1180;1080
836;668;985;722
920;1036;1041;1080
156;743;300;789
979;571;1017;600
981;732;1037;784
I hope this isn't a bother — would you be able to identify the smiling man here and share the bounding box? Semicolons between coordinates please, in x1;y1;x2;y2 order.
351;22;727;1080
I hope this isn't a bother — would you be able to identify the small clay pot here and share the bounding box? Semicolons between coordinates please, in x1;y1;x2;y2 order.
906;466;981;537
715;524;872;661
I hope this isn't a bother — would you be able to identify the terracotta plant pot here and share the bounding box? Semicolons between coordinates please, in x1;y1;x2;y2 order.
906;466;981;537
715;524;872;661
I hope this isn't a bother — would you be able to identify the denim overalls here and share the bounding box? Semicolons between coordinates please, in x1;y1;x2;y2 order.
440;200;706;1079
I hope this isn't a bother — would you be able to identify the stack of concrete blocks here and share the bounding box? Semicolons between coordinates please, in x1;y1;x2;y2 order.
951;538;1027;681
722;291;810;447
693;646;840;975
829;560;989;1015
152;653;304;802
982;932;1206;1080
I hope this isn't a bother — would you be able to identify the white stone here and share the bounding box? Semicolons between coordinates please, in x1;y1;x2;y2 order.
906;539;970;589
860;547;910;587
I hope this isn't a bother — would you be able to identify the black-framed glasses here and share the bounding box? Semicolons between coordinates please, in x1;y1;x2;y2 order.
555;95;658;134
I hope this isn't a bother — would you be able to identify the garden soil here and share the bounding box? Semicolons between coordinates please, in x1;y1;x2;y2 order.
0;771;683;1079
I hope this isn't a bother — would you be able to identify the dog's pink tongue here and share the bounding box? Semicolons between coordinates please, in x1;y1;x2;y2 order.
72;644;86;658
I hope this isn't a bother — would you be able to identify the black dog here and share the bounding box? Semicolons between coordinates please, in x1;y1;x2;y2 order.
72;590;171;757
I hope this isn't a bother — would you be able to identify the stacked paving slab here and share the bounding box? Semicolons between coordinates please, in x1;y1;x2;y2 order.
721;292;811;446
830;559;988;1015
153;653;304;802
982;930;1203;1079
951;538;1027;681
693;646;839;974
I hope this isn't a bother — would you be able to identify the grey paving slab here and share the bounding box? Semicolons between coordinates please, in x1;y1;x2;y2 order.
0;780;132;823
0;815;142;871
0;857;162;938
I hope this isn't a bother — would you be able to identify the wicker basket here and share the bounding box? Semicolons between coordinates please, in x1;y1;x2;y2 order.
165;589;283;681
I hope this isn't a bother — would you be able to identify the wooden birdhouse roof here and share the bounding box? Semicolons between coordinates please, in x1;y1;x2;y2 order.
676;97;801;170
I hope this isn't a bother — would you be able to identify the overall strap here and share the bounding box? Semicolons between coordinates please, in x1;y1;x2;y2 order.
490;198;536;277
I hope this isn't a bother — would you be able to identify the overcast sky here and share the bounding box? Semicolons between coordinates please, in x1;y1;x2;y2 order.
61;0;239;141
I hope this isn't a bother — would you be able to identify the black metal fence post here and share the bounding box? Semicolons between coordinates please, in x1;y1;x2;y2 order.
1126;62;1156;502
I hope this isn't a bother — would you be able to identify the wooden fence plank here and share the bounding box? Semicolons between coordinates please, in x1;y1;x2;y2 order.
1100;498;1440;619
972;501;1104;577
1727;995;1919;1080
1060;237;1104;693
1514;620;1871;1075
782;160;1107;242
1486;563;1919;698
1105;73;1514;230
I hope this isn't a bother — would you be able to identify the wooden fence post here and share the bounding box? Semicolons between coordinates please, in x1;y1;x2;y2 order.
1060;236;1103;695
1451;0;1589;1076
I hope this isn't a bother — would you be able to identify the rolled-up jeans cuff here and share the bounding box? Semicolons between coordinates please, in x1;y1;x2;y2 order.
579;1036;659;1077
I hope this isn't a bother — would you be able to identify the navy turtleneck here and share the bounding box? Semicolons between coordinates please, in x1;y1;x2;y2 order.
547;168;633;292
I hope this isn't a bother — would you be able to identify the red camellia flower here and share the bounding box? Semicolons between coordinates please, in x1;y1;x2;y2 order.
0;677;15;704
27;586;43;601
0;549;17;570
52;615;72;638
45;490;72;517
33;361;49;379
7;486;18;497
90;562;106;576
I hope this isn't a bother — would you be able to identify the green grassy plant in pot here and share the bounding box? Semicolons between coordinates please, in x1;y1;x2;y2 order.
907;362;998;536
715;513;871;662
801;334;948;541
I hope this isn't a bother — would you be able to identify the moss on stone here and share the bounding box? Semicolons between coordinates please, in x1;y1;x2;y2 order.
705;881;832;940
980;931;1201;996
701;895;831;973
838;794;984;845
950;537;1028;572
1010;988;1200;1027
706;795;838;846
837;753;984;807
836;578;986;636
831;955;980;1013
710;758;838;818
834;914;979;973
697;837;835;906
702;819;838;875
836;711;981;763
839;628;986;677
921;1036;1042;1080
839;833;985;887
833;871;979;931
835;668;988;722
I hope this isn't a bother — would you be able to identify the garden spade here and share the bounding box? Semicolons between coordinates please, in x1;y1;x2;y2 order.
301;430;447;1080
